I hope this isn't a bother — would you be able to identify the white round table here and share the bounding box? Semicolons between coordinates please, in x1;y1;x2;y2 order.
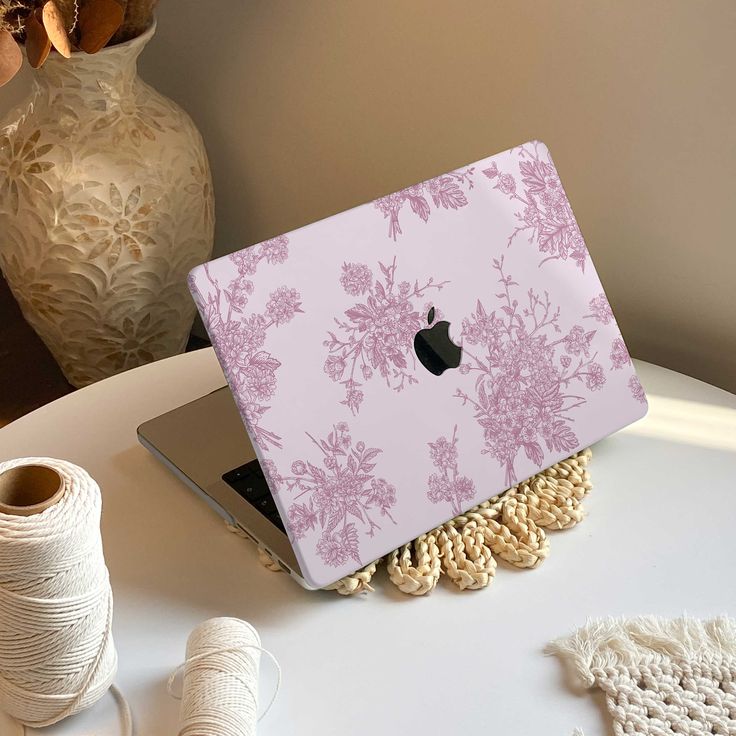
1;352;735;736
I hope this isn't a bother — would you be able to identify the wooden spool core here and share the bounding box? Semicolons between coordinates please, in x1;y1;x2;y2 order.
0;465;64;516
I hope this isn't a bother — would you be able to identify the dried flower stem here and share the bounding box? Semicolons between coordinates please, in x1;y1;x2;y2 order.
0;0;34;38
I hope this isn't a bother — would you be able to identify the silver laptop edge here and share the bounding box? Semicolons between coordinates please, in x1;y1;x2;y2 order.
137;387;316;590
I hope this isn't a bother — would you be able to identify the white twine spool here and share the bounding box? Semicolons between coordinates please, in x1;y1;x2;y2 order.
0;457;121;730
168;617;281;736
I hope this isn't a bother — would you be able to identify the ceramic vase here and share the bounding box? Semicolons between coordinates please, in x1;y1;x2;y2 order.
0;22;214;387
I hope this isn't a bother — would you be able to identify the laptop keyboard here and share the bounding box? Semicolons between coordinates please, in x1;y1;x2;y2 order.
222;460;286;533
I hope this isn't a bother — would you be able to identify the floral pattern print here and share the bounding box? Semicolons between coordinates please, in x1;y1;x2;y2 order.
323;258;449;414
185;150;215;230
585;293;615;325
628;375;646;403
483;141;587;271
609;337;632;370
0;26;214;387
84;311;170;373
374;168;475;240
90;96;169;147
183;142;646;583
0;129;56;215
455;256;605;486
426;426;475;517
190;238;303;450
277;423;397;568
83;184;157;267
608;338;644;403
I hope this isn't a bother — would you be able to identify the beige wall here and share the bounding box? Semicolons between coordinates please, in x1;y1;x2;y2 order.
2;1;735;392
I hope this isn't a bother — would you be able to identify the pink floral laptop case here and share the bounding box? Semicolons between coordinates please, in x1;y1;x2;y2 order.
189;140;647;588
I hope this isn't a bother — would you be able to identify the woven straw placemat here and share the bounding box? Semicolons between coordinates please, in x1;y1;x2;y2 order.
232;448;592;595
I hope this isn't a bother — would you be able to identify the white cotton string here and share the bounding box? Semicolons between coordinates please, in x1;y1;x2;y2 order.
0;457;126;732
168;617;282;736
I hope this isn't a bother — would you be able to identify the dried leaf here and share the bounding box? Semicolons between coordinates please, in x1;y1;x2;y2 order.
112;0;157;45
79;0;125;54
51;0;80;29
0;29;23;87
42;1;73;58
26;10;52;69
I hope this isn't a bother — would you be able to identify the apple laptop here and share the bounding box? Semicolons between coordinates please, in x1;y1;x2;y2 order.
138;140;647;589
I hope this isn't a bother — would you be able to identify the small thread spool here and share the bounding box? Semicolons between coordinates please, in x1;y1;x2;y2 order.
172;617;279;736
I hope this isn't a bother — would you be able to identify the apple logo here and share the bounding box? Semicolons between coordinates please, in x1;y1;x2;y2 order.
413;307;462;376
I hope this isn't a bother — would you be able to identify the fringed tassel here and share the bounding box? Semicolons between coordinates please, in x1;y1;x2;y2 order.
547;615;736;689
549;616;736;736
246;448;593;595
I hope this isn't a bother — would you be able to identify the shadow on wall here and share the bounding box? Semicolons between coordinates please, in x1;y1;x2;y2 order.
1;1;734;393
144;1;736;396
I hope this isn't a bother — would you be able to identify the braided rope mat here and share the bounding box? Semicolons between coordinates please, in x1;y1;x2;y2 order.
549;616;736;736
244;448;592;595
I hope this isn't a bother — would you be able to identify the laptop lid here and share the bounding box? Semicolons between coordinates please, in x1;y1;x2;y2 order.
188;140;647;589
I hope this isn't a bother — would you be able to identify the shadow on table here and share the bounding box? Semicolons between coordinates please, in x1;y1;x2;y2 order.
103;443;550;619
103;445;362;624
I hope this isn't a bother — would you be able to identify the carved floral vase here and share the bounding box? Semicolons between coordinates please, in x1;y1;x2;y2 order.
0;22;214;387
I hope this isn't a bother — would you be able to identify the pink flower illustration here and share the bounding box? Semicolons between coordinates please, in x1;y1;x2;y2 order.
366;478;397;515
231;247;262;276
340;262;372;296
482;162;498;179
240;315;267;352
189;237;303;450
261;235;289;264
455;256;605;486
323;257;449;414
563;325;595;357
280;424;397;567
323;355;346;382
486;142;588;270
629;375;646;403
496;173;517;196
374;168;475;240
244;366;277;401
429;435;458;469
227;275;254;312
287;501;318;541
426;426;475;516
266;286;303;325
262;459;282;491
585;293;614;325
609;337;632;369
585;362;606;391
217;321;250;365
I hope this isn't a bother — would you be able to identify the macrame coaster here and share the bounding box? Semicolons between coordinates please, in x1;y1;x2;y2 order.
238;448;592;596
548;616;736;736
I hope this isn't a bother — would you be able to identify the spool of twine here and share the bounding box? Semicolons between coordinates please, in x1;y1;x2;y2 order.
169;617;281;736
0;457;119;729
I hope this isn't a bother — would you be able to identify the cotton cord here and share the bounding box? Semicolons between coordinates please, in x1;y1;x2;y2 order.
168;617;281;736
0;457;123;731
549;616;736;736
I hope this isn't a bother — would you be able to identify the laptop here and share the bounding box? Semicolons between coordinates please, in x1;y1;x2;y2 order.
138;140;647;589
